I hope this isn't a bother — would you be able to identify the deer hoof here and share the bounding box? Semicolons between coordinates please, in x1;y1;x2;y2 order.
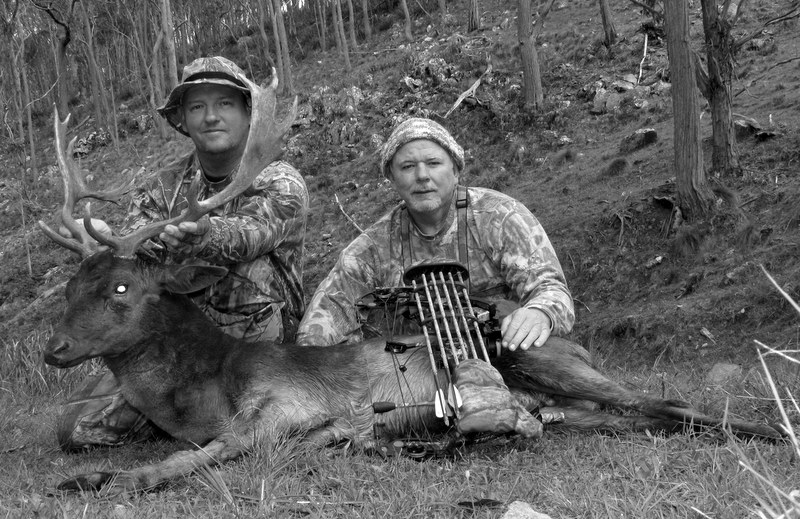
57;471;115;493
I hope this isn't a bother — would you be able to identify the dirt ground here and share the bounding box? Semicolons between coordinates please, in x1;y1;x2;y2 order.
2;0;800;380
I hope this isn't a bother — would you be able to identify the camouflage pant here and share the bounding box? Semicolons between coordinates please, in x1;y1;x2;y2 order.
56;305;283;452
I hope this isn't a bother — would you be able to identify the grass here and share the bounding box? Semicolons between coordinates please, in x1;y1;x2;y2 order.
1;325;797;518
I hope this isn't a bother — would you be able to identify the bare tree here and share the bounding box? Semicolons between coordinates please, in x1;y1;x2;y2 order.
699;0;740;176
518;0;542;109
314;0;328;51
269;0;293;94
20;32;38;180
360;0;371;40
31;0;75;117
77;0;112;131
161;0;179;90
518;0;555;110
0;0;21;140
254;0;272;70
399;0;413;41
598;0;617;47
119;1;168;139
467;0;480;32
333;0;351;72
663;0;715;221
345;0;356;47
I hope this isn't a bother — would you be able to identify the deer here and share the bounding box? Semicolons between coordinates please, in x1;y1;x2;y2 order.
39;76;784;497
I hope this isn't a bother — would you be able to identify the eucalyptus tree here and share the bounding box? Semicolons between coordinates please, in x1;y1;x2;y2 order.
663;0;715;221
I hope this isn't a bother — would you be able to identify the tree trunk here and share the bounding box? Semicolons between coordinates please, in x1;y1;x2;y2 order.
598;0;617;47
518;0;543;109
315;0;327;52
360;0;371;40
346;0;357;47
700;0;740;176
52;24;71;116
256;0;273;70
11;37;25;141
161;0;179;90
78;0;110;130
333;0;351;72
467;0;480;32
267;0;285;88
399;0;413;41
664;0;715;221
19;35;38;183
270;0;293;93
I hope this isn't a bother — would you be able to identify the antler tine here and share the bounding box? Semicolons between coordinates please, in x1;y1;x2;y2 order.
38;108;133;258
109;72;297;258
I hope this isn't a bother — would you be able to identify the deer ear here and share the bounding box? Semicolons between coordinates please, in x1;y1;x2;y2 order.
162;264;229;294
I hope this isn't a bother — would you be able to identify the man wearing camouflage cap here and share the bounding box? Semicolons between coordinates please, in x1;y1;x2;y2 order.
297;117;573;348
56;56;309;451
296;117;574;438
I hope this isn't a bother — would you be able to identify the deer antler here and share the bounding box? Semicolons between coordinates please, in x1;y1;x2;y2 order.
38;109;134;258
90;71;298;258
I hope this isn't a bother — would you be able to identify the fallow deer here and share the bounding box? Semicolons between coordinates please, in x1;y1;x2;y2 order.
40;75;783;496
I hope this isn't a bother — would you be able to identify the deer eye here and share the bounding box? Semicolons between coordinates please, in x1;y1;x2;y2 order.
114;283;128;295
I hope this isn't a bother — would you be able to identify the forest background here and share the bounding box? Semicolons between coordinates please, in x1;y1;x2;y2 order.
1;0;799;517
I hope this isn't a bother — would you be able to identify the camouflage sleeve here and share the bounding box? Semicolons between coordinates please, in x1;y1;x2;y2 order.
196;163;309;265
486;198;575;336
295;234;381;346
121;186;167;234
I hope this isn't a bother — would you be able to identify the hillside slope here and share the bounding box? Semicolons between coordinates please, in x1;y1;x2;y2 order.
1;0;799;377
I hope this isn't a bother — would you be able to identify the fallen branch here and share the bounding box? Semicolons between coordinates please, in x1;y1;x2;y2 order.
334;193;366;235
637;33;649;84
444;61;493;119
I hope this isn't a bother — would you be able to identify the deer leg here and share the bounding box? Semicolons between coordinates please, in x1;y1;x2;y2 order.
538;405;685;434
497;337;783;440
57;428;252;495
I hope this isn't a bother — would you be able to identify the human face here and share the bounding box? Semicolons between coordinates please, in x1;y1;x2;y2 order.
179;84;250;156
389;139;459;230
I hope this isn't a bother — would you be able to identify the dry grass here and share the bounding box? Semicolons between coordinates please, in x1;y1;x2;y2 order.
1;325;797;518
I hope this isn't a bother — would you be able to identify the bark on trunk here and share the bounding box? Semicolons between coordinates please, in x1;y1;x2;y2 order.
518;0;543;109
598;0;617;47
399;0;413;41
664;0;715;221
467;0;480;32
360;0;371;40
161;0;179;90
700;0;740;176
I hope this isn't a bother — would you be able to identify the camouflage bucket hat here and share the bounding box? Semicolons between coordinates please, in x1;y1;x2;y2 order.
380;118;465;178
157;56;251;136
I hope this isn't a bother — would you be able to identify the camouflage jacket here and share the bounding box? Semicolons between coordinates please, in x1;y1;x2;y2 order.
124;151;309;339
296;186;574;346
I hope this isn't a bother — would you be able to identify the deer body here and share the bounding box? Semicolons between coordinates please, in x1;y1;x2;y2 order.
44;251;783;494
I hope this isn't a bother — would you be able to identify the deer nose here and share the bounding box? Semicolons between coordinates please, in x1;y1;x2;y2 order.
44;336;72;367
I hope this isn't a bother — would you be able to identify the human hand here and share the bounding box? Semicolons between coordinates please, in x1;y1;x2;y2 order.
60;218;112;239
500;307;552;351
159;216;211;256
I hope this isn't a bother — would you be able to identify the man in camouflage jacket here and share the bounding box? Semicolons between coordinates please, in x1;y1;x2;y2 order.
57;56;308;451
125;145;307;342
297;118;573;349
296;117;573;439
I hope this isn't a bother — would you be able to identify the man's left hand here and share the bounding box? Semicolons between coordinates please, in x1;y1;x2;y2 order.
500;307;551;351
160;216;211;256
